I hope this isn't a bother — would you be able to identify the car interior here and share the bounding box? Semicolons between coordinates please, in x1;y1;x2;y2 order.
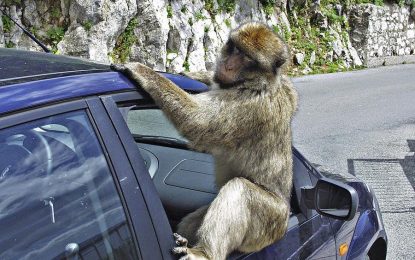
118;104;313;231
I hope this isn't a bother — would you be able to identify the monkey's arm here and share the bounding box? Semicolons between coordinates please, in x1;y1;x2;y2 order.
181;71;215;87
111;63;207;134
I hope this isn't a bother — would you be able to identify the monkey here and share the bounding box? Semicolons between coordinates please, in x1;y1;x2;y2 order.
111;21;297;260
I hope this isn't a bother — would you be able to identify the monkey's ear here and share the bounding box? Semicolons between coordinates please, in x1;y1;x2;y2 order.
273;43;290;70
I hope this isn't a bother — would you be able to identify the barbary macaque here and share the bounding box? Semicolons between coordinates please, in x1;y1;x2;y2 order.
112;21;297;260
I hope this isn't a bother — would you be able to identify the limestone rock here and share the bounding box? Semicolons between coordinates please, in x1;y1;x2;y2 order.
301;65;312;74
295;53;305;65
0;13;4;47
57;25;89;58
58;0;137;63
129;0;169;70
1;0;414;72
309;51;316;66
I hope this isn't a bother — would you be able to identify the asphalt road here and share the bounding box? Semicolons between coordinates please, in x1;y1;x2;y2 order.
291;64;415;260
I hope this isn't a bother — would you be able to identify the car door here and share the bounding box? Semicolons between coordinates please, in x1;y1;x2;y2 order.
0;98;161;259
102;92;337;260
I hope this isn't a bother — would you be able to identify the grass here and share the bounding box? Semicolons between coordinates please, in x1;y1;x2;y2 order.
167;4;173;18
217;0;236;13
110;18;139;63
2;15;12;33
82;21;93;32
260;0;277;16
46;26;65;53
195;11;206;21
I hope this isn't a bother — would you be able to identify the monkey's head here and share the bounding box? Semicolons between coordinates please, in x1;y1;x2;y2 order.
214;22;289;88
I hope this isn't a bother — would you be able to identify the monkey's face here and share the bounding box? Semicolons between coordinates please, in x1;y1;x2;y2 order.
214;41;259;88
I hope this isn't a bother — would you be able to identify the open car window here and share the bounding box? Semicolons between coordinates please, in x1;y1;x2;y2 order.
117;104;303;219
120;107;186;141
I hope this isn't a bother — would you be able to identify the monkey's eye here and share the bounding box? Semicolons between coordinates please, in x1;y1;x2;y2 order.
233;47;241;55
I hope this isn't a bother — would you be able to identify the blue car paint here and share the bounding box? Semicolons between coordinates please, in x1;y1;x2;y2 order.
243;215;335;259
160;72;209;93
0;72;133;115
0;57;387;259
296;150;387;260
347;210;381;259
0;71;208;115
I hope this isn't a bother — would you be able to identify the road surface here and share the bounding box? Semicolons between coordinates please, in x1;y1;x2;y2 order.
292;64;415;260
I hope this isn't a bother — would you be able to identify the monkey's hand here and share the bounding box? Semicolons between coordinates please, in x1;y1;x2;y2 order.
111;62;157;92
173;233;209;260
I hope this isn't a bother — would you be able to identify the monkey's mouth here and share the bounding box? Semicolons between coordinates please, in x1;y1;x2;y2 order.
214;71;240;88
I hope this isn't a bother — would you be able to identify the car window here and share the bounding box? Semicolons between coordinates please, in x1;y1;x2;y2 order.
119;107;188;143
117;104;301;217
0;111;139;260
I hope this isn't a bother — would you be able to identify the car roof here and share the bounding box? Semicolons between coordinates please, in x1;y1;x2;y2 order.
0;48;110;85
0;48;208;115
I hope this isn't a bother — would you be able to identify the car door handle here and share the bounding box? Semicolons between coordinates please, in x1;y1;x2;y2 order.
43;197;55;224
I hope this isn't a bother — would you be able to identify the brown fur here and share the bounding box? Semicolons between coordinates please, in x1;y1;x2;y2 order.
112;22;297;260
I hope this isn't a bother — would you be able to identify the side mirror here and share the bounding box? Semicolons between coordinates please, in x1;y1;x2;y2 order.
301;178;358;221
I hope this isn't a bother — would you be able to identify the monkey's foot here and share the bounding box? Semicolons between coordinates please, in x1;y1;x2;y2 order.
173;247;209;260
174;233;188;247
172;234;209;260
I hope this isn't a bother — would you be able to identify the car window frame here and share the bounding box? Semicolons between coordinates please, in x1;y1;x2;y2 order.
0;98;156;260
103;91;325;254
99;93;176;260
106;92;313;216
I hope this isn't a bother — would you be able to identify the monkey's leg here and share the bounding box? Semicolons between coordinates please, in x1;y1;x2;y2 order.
173;177;289;260
176;205;209;245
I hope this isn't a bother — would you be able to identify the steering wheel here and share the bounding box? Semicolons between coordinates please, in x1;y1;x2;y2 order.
23;130;53;176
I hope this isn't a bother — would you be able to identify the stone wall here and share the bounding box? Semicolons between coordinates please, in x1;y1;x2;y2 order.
1;0;415;74
350;3;415;67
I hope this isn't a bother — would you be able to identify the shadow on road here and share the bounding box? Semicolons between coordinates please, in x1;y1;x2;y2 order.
347;139;415;214
347;139;415;191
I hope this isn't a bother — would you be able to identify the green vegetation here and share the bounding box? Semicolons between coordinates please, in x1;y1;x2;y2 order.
260;0;277;16
181;6;188;13
183;60;190;71
5;41;15;48
29;26;39;37
224;18;231;28
110;18;138;63
320;0;414;6
82;20;93;31
279;4;351;75
167;4;173;18
50;7;62;19
217;0;236;13
2;15;12;33
195;11;206;21
46;26;65;53
4;0;22;5
204;0;216;15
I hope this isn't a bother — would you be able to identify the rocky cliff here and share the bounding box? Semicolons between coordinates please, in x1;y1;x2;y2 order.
1;0;414;75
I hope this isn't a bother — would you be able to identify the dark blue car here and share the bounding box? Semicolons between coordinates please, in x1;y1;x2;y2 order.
0;48;387;260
